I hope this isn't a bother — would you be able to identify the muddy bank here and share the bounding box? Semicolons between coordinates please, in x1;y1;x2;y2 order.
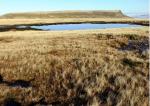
0;25;42;32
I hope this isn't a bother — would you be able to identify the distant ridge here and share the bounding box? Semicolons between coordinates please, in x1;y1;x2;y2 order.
0;10;129;19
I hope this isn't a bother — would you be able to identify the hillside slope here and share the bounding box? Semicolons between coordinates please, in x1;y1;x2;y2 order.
0;10;129;19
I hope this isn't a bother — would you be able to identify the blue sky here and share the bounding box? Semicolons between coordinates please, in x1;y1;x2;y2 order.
0;0;149;15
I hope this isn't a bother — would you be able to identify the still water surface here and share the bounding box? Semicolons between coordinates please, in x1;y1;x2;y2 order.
19;23;142;31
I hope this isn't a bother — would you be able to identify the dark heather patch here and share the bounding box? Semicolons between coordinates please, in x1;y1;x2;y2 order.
4;98;21;106
98;87;119;106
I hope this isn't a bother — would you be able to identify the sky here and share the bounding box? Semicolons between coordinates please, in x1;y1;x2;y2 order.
0;0;149;15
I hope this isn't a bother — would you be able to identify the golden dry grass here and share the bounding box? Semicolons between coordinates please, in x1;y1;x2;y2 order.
0;27;149;105
0;18;149;26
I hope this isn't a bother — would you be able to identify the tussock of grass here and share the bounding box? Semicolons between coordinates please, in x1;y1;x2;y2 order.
0;36;16;43
122;58;142;68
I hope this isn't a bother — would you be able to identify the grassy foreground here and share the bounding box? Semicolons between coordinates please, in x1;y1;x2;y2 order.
0;27;149;105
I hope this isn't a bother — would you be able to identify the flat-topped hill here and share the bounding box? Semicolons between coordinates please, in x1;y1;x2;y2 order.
0;10;129;19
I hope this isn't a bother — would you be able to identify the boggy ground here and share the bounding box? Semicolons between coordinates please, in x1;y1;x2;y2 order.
0;27;149;106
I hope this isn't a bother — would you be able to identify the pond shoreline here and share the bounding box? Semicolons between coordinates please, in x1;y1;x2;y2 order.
0;21;148;32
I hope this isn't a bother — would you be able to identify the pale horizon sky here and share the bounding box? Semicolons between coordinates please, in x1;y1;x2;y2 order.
0;0;149;15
